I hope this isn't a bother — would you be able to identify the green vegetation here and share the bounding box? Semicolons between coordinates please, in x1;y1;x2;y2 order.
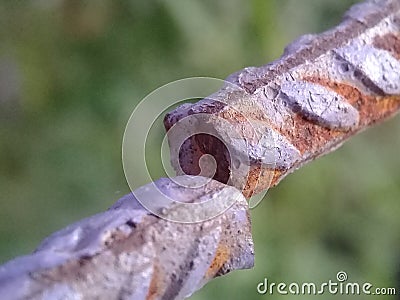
1;1;399;299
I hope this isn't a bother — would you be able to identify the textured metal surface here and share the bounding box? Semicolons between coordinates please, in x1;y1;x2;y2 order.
1;1;399;299
164;0;400;197
0;177;252;300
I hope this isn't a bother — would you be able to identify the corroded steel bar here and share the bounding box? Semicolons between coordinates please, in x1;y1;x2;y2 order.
0;1;399;300
165;0;400;198
0;177;252;300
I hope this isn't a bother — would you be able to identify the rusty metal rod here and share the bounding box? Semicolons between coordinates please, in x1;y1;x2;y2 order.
1;0;400;299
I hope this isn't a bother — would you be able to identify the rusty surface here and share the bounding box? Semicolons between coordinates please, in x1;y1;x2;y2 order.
1;1;400;300
0;177;253;300
164;0;400;197
206;244;230;279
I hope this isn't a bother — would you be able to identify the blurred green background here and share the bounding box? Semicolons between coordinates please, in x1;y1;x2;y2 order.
1;0;399;299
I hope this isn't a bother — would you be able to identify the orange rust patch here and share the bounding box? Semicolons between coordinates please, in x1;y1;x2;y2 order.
219;107;249;123
282;113;342;154
146;263;163;300
271;169;284;187
242;165;276;198
373;32;400;60
242;165;262;198
206;244;230;278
